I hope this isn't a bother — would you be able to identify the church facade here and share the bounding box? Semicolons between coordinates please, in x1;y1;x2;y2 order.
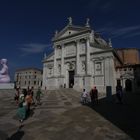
42;18;122;95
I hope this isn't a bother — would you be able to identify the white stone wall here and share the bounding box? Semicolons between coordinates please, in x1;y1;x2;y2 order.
15;69;42;89
0;83;14;89
65;43;76;57
42;24;119;97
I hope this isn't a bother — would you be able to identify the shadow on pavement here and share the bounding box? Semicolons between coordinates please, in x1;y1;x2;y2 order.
7;130;24;140
88;91;140;140
0;130;8;140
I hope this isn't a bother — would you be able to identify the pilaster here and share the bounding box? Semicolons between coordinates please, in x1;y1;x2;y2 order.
86;38;91;75
76;40;80;75
61;44;64;75
53;46;57;76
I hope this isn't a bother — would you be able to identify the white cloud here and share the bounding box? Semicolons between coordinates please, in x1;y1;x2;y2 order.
97;25;140;39
87;0;113;12
123;32;140;38
111;25;140;38
19;43;52;56
96;26;114;34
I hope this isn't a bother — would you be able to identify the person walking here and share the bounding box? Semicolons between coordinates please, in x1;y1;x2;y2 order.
116;84;123;104
17;95;27;126
30;87;35;105
36;87;42;105
14;88;20;105
25;92;32;117
90;86;98;105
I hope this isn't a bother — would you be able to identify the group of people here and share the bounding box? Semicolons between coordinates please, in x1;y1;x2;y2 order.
81;86;98;105
81;84;124;105
14;87;42;124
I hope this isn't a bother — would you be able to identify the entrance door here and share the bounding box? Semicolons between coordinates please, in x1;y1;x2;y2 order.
125;79;132;91
69;71;74;88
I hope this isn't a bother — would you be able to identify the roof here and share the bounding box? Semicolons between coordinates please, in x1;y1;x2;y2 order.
15;67;42;72
115;48;140;51
116;64;140;69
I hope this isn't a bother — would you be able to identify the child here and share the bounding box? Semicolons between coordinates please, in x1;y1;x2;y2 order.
81;89;88;105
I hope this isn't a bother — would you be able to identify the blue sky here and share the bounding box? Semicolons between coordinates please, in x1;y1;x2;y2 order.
0;0;140;81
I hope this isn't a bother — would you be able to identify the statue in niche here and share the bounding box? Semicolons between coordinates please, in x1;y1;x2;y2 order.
0;58;10;83
69;63;73;70
49;68;52;75
82;61;86;72
67;62;73;70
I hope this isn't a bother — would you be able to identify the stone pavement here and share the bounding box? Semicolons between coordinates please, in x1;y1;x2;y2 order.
0;89;136;140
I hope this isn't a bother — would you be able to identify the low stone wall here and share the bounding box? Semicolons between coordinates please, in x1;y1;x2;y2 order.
0;83;14;89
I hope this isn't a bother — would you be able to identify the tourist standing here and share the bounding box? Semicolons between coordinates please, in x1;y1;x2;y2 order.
90;86;98;105
116;84;123;104
81;89;88;105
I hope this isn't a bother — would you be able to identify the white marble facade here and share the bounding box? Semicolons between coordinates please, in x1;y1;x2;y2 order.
42;18;121;95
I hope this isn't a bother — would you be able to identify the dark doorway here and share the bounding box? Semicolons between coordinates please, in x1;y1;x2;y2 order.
125;79;132;91
69;70;74;88
117;79;121;85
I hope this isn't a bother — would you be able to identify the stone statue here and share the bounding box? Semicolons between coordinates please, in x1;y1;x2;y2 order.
68;17;72;25
0;59;10;83
44;53;47;59
86;18;90;27
55;30;58;37
108;38;112;47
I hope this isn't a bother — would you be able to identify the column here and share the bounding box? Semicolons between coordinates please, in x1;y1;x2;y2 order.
109;56;116;93
42;63;47;89
53;46;57;76
76;40;80;75
104;57;110;86
61;44;64;75
86;38;91;75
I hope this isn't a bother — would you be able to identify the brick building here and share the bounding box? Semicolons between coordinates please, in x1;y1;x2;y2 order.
116;48;140;65
115;48;140;92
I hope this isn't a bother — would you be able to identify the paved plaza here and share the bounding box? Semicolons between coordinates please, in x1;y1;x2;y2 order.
0;89;139;140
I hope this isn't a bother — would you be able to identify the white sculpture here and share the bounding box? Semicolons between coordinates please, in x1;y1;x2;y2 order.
86;18;90;27
68;17;72;25
0;59;10;83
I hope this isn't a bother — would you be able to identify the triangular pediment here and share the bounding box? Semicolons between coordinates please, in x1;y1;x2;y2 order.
60;29;79;38
52;25;90;41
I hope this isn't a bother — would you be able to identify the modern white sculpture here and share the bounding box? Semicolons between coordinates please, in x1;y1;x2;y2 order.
0;58;10;83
